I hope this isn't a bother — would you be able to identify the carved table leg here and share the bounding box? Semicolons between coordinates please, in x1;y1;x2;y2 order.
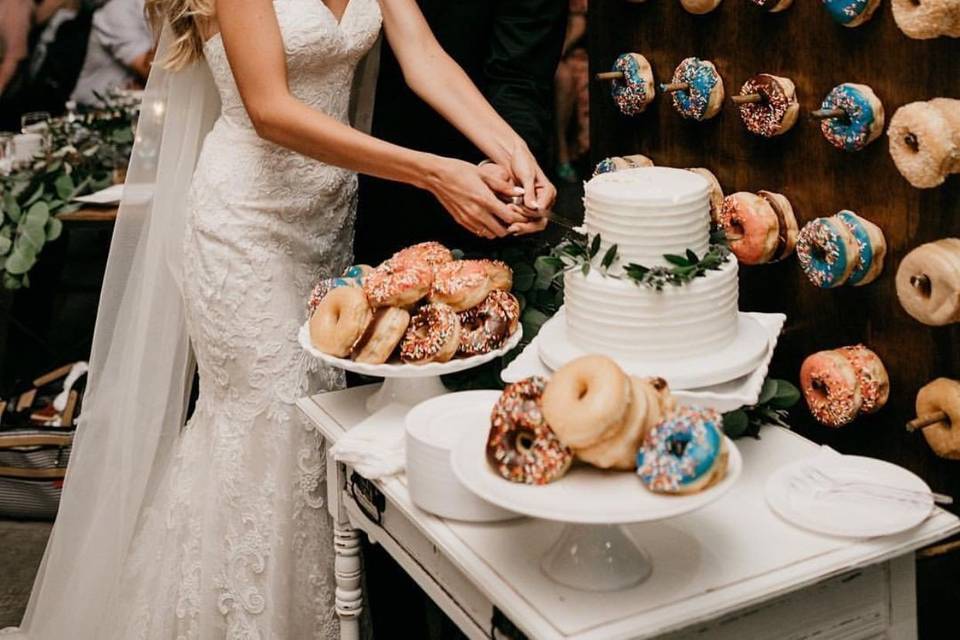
334;523;363;640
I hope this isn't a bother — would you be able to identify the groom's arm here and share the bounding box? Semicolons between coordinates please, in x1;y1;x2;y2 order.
484;0;569;166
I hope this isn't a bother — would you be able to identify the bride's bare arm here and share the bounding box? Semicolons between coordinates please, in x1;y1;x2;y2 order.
214;0;528;238
379;0;556;214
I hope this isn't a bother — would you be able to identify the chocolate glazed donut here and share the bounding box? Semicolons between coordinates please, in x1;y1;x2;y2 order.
738;74;800;138
749;0;794;12
757;190;799;262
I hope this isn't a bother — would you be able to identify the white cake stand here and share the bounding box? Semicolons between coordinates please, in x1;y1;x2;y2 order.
537;308;771;390
298;323;523;412
450;391;742;592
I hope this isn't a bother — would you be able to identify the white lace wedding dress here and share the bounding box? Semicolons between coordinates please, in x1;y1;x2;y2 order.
104;1;382;637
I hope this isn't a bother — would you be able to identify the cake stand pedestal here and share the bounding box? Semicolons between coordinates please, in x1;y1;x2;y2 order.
298;324;523;412
449;391;743;592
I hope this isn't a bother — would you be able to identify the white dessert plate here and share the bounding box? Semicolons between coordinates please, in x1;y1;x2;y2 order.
766;451;934;538
450;391;742;524
503;312;784;412
537;308;770;390
298;322;522;378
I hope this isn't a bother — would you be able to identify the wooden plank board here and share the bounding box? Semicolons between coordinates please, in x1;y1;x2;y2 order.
55;207;118;223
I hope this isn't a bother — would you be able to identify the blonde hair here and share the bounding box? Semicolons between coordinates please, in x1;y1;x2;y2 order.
145;0;215;69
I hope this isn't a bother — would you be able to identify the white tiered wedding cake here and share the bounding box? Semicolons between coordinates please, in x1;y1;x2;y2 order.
538;166;770;389
565;167;739;360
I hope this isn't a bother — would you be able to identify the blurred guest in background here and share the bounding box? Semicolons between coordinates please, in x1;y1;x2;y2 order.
70;0;153;106
554;0;589;183
0;0;34;96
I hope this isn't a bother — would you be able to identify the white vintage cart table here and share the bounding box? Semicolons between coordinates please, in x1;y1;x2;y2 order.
298;384;960;640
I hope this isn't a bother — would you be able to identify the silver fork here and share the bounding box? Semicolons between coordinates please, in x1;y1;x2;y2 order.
793;467;953;506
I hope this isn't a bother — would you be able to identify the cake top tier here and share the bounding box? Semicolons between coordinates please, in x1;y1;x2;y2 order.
583;167;712;267
585;166;710;206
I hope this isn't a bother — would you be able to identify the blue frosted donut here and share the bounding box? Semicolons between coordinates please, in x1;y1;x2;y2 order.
636;406;724;494
797;217;856;288
834;211;875;286
665;57;723;121
308;265;369;313
593;157;617;176
822;0;877;26
819;84;883;152
611;53;654;117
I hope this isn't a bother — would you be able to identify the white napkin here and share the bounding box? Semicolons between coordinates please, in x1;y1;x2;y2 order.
329;403;408;479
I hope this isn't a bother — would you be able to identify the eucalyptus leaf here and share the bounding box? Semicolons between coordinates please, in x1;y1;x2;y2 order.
20;224;46;252
769;380;801;409
11;180;30;198
686;249;699;263
663;254;691;267
511;262;536;292
3;194;19;223
45;217;63;242
0;236;11;255
589;234;601;258
721;410;750;439
757;378;778;406
4;249;36;275
3;273;22;290
24;185;45;207
533;255;561;289
601;243;619;270
25;201;50;227
54;173;75;200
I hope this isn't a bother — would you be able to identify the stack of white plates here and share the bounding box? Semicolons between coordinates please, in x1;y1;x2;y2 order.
405;392;516;522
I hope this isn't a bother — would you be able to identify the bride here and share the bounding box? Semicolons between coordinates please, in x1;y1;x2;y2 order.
8;0;554;638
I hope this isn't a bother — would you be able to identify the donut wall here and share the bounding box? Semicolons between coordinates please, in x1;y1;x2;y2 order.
588;0;960;505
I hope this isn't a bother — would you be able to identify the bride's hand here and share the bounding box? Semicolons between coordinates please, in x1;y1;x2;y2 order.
426;159;528;238
477;162;549;237
504;139;558;213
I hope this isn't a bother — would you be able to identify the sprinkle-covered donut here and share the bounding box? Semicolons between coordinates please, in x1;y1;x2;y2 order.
834;211;886;286
400;303;461;364
610;53;656;116
797;216;858;288
800;350;864;427
892;0;960;39
720;191;797;265
665;57;725;121
363;262;433;308
480;259;513;291
895;238;960;326
542;355;631;449
430;260;494;312
307;265;372;314
823;0;882;27
737;74;800;138
749;0;794;12
636;406;727;494
487;377;574;485
593;154;654;177
388;241;454;268
458;290;520;356
309;286;373;358
888;99;960;189
836;345;890;414
818;83;885;152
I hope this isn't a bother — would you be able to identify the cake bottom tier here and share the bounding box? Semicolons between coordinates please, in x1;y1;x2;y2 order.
563;259;739;360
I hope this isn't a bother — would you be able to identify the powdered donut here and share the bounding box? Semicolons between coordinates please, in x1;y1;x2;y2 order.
749;0;794;12
916;378;960;460
681;0;722;14
834;211;886;286
609;53;656;116
363;262;433;308
688;168;724;225
487;377;573;484
666;57;725;121
888;99;960;189
800;350;864;427
593;154;654;177
541;355;631;449
400;303;461;364
353;307;411;364
309;286;373;358
892;0;960;39
823;0;882;27
797;216;859;288
636;406;728;495
818;83;885;152
836;345;889;414
737;74;800;138
895;238;960;325
430;260;494;312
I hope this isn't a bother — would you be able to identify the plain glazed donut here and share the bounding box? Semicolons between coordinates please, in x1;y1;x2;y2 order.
353;307;411;364
892;0;960;39
541;355;631;449
818;83;885;152
680;0;722;14
487;377;574;484
430;260;494;312
609;53;656;116
593;154;654;177
666;57;725;121
400;303;461;364
749;0;794;12
309;286;373;358
800;350;864;427
895;238;960;325
458;290;521;356
836;345;890;414
636;406;728;494
834;211;886;286
388;241;454;268
574;376;651;471
888;99;960;189
823;0;882;27
916;378;960;460
363;262;433;309
688;168;724;225
720;191;798;265
797;216;859;288
737;74;800;138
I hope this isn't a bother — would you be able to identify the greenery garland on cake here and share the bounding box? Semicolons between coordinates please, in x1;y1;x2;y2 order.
0;95;139;290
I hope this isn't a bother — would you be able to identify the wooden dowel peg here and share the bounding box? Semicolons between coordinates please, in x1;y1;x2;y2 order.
907;411;948;432
660;82;690;93
811;108;846;120
904;132;920;152
910;273;931;296
732;93;763;105
596;71;624;81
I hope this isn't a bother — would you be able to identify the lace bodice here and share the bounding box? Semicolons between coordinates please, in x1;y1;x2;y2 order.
204;0;381;131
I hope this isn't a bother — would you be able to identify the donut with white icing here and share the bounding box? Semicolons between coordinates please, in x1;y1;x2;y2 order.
892;0;960;39
818;83;885;152
888;99;960;188
822;0;882;27
896;238;960;326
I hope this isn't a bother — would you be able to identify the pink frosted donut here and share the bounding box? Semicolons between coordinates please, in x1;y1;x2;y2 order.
363;262;434;309
388;241;454;268
836;345;890;415
429;260;494;312
720;191;797;265
800;350;864;427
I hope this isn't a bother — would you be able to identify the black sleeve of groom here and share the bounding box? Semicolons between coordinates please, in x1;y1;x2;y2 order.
484;0;569;165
